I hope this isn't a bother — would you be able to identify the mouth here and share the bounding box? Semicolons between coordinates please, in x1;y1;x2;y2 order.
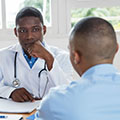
24;39;39;46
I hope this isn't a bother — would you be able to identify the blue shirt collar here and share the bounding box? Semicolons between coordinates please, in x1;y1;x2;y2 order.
23;50;38;69
81;64;118;80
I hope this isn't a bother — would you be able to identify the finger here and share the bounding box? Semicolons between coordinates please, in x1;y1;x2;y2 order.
19;90;35;102
12;88;34;102
20;94;31;102
16;91;34;102
23;90;35;102
30;53;39;58
24;44;31;51
27;47;33;54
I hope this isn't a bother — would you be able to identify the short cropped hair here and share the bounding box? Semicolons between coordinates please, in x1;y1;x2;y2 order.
15;7;44;26
70;17;117;60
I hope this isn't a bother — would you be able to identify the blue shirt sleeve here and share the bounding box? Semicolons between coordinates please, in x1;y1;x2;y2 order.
38;90;55;120
37;84;73;120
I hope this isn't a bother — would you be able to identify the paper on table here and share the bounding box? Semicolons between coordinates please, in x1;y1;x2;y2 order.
0;114;23;120
0;99;41;113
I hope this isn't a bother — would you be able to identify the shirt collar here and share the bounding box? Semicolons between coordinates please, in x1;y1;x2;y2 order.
81;64;118;80
22;50;38;69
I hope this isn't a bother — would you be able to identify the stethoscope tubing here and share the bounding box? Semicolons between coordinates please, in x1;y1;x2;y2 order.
13;52;49;99
14;52;18;79
38;62;49;99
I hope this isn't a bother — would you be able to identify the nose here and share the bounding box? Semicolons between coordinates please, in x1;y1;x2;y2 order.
27;30;33;40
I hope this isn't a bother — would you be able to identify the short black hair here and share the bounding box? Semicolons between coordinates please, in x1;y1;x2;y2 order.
15;7;44;26
70;17;117;60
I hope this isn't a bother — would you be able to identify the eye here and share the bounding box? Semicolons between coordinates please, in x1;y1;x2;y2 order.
18;28;27;33
32;27;40;32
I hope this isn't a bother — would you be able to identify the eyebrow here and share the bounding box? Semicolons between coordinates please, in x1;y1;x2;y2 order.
32;25;41;27
17;25;41;29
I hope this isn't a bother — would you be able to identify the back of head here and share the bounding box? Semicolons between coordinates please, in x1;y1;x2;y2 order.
70;17;117;63
15;7;44;26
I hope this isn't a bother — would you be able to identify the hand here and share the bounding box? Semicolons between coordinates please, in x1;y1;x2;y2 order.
10;88;35;102
27;41;54;71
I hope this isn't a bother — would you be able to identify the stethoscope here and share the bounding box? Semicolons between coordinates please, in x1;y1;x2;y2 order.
12;52;49;99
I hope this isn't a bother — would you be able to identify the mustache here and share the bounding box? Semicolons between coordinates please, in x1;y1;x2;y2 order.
24;39;39;46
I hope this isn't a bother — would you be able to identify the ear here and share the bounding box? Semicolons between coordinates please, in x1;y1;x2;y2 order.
74;51;81;65
43;25;46;35
14;28;18;37
116;43;119;53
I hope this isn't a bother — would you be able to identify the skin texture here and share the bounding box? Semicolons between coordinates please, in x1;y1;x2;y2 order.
10;16;54;102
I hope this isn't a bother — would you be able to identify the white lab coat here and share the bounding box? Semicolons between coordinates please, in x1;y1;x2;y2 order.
0;43;73;99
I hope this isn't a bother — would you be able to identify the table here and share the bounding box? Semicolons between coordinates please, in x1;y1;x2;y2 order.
0;109;36;120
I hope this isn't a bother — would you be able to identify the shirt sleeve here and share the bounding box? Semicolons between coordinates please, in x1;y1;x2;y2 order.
50;46;74;79
38;90;55;120
48;59;71;86
37;85;69;120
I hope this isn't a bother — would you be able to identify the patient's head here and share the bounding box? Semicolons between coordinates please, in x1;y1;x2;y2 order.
69;17;118;76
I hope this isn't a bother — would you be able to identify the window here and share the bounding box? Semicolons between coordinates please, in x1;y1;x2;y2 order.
0;0;120;37
71;7;120;31
5;0;51;28
0;1;2;28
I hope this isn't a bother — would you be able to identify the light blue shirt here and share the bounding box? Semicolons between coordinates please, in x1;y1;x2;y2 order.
37;64;120;120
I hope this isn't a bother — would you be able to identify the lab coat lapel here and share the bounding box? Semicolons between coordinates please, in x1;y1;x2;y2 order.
32;58;45;70
17;44;32;69
9;43;32;69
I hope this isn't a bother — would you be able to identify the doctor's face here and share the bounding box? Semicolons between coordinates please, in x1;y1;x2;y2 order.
14;16;46;50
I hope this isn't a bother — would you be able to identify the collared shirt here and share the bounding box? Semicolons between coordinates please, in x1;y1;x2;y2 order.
38;64;120;120
23;51;38;69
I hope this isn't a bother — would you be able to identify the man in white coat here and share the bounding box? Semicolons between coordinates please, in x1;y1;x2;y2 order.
0;7;73;102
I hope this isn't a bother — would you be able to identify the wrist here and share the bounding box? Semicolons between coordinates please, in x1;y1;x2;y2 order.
45;53;54;71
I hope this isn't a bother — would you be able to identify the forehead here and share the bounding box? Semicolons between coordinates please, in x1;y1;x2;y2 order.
17;16;42;27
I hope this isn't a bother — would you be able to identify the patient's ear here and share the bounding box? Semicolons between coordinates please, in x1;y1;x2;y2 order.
14;28;17;37
74;51;81;65
116;43;119;53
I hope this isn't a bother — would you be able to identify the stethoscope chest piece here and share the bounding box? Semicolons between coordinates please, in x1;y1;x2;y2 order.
12;78;20;88
13;52;20;88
